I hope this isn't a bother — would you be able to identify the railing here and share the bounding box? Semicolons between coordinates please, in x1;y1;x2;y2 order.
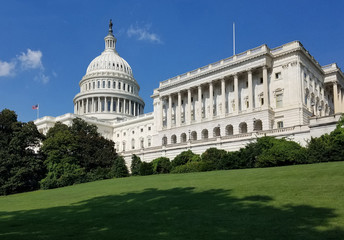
159;44;267;88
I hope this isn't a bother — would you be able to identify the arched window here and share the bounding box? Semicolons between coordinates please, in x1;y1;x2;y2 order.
201;129;208;139
254;119;263;131
140;138;144;149
191;131;197;141
147;136;152;147
122;141;126;152
180;133;187;143
162;136;168;146
225;125;233;135
239;122;247;134
171;135;177;144
213;127;221;137
131;139;135;150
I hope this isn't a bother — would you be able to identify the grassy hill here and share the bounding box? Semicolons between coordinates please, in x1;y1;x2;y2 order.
0;162;343;240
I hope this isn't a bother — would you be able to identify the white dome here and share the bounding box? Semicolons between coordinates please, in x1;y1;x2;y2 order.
86;50;133;76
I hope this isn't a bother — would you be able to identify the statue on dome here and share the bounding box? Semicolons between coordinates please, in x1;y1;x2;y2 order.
109;19;113;33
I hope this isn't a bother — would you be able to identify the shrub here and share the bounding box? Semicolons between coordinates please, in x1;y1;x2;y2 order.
171;161;212;173
255;138;304;167
172;150;198;168
139;162;153;176
113;156;129;178
201;148;229;170
130;154;142;176
152;157;171;174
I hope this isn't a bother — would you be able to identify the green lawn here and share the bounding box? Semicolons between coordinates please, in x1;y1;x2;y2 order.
0;162;344;240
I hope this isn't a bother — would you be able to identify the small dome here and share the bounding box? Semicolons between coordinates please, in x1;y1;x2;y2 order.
86;51;133;76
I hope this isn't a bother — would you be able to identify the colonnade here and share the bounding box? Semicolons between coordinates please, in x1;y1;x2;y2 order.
75;97;144;116
160;66;269;129
332;82;344;114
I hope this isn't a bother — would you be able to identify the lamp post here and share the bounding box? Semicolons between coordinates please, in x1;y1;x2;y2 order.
318;105;322;117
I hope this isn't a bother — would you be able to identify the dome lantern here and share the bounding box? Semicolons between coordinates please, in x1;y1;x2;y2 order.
104;19;117;53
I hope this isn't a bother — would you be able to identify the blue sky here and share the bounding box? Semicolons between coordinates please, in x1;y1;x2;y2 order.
1;0;344;122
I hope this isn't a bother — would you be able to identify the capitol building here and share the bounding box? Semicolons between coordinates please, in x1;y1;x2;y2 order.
35;22;344;164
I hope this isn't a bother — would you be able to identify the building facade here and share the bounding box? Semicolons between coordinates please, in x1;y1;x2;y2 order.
35;22;344;164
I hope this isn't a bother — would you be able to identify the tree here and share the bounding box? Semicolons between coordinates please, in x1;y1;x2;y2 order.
41;118;121;189
130;154;142;176
152;157;171;174
139;162;153;176
172;150;198;168
113;156;129;178
0;109;45;195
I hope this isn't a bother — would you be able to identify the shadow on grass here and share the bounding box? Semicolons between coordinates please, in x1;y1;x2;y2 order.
0;187;343;240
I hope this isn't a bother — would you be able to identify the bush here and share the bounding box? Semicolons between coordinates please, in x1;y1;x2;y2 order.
255;138;305;167
130;154;142;176
171;161;213;174
113;157;129;178
152;157;171;174
172;150;198;168
139;162;153;176
201;148;229;170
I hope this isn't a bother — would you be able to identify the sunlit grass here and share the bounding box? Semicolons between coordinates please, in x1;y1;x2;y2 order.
0;162;343;239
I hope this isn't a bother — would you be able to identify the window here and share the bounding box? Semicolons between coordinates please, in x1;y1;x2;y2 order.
141;128;143;132
123;83;126;90
275;72;282;79
113;81;116;88
117;134;119;137
260;77;263;84
97;81;100;88
89;83;91;90
148;138;151;147
93;82;95;89
102;81;105;88
132;131;135;134
118;82;121;89
276;94;283;108
260;98;264;106
148;126;151;131
277;121;284;129
123;132;126;136
108;81;110;88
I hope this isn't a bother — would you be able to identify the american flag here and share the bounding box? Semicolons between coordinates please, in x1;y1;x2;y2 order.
32;104;39;110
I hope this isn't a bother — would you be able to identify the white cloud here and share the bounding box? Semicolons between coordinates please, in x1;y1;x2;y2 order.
34;72;50;84
0;60;16;77
18;49;43;69
127;24;162;44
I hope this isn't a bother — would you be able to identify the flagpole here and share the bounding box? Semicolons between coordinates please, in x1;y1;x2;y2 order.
233;22;236;55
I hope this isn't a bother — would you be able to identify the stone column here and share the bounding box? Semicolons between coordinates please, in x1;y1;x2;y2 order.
338;86;342;113
187;89;192;124
221;78;226;116
160;98;164;129
198;85;202;121
248;70;253;111
168;95;172;128
86;98;89;113
263;66;269;109
123;99;126;114
110;97;113;113
117;98;120;113
177;92;181;127
333;83;338;113
129;100;132;115
209;82;213;119
234;74;239;113
133;101;136;116
98;97;101;112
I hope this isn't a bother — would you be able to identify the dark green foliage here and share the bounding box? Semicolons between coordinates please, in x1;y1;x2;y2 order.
171;161;212;173
139;162;153;176
172;150;198;168
113;157;129;178
152;157;171;174
201;148;229;170
41;118;120;189
130;154;142;176
256;138;306;167
0;109;45;195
